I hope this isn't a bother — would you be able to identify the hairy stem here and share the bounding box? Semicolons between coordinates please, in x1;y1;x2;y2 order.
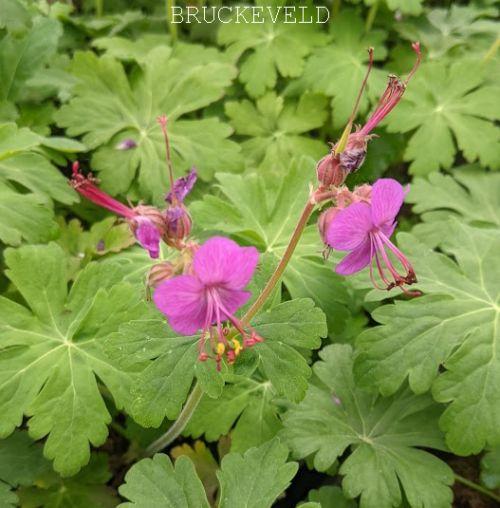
144;194;321;455
454;474;500;503
144;383;204;456
242;200;315;323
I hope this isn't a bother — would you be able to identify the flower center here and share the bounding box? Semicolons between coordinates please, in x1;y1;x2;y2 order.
198;287;263;370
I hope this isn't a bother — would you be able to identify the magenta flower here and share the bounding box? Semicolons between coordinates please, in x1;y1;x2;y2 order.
70;162;165;258
153;236;262;367
326;178;417;292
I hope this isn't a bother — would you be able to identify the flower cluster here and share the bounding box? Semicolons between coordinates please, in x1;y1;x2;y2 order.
70;117;264;369
315;42;421;294
316;43;421;190
70;41;422;370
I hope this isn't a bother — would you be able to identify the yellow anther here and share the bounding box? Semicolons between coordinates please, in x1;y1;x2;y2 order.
231;339;242;356
216;343;225;356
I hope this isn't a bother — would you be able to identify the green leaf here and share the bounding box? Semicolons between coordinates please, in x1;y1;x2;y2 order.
18;453;117;508
225;92;328;171
252;298;327;402
0;432;49;487
105;317;198;428
92;34;171;64
185;378;281;453
298;10;388;128
107;298;325;428
283;344;454;508
0;182;58;245
0;123;77;245
119;439;297;508
171;441;219;505
0;482;16;508
480;447;500;490
408;167;500;228
191;159;352;337
217;7;326;97
217;438;298;508
118;454;210;508
369;0;424;15
396;5;499;59
0;16;62;104
385;60;500;174
354;221;500;455
302;486;356;508
0;0;30;33
55;47;241;202
0;243;145;475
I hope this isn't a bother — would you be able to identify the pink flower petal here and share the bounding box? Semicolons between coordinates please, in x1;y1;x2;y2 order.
153;275;207;335
326;202;373;251
135;218;161;259
370;179;406;229
216;288;252;321
335;238;372;275
194;236;259;289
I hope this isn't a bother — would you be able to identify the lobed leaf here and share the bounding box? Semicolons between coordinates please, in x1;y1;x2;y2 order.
283;344;454;508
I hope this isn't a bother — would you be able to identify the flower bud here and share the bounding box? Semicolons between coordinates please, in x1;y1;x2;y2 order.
147;261;176;289
318;207;340;245
165;205;192;248
131;205;168;237
316;153;346;188
339;134;368;174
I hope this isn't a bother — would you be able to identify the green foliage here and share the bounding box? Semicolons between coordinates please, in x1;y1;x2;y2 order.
55;46;241;202
297;9;388;127
0;16;62;113
355;221;500;455
218;6;327;97
480;447;500;490
386;60;500;174
0;243;144;475
396;5;499;59
283;344;454;508
225;91;328;171
106;298;326;428
301;486;356;508
118;439;297;508
1;1;499;505
185;378;281;453
0;123;77;245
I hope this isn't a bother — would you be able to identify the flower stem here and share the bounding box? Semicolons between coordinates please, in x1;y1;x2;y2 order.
95;0;103;17
454;474;500;503
365;1;379;33
166;0;178;42
143;194;320;455
144;383;203;456
241;199;315;323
